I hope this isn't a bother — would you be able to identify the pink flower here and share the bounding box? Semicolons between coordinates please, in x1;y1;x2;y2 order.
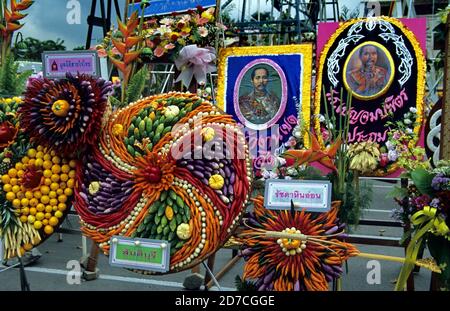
154;46;166;58
96;48;107;58
165;43;175;50
111;47;121;56
393;131;401;140
198;26;208;37
321;127;330;142
160;18;174;26
216;22;227;31
379;153;389;167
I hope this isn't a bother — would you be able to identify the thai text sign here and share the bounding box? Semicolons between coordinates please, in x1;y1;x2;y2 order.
264;179;332;212
109;236;170;272
129;0;215;17
42;51;100;79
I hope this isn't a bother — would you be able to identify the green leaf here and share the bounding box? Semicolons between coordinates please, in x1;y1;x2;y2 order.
411;168;435;196
109;96;122;109
386;186;409;199
125;66;148;104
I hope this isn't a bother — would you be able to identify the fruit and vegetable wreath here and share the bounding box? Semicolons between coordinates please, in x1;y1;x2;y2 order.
0;74;112;260
74;92;253;272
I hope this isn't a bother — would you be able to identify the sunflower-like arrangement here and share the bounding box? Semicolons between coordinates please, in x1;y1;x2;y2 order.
19;74;112;155
74;92;253;272
239;196;359;291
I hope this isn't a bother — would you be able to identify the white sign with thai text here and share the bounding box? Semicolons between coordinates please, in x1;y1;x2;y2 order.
264;179;332;212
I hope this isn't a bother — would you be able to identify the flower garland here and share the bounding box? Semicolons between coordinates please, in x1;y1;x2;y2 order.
73;92;253;273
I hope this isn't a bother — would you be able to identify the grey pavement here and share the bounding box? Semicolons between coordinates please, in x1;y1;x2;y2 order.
0;180;433;291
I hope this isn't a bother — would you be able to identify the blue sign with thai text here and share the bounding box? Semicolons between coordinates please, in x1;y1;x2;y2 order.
129;0;216;17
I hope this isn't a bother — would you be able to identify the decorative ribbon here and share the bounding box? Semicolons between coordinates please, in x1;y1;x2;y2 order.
411;206;449;237
395;206;448;290
174;45;216;88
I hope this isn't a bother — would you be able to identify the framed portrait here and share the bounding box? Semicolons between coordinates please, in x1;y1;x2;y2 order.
343;41;395;100
217;45;312;171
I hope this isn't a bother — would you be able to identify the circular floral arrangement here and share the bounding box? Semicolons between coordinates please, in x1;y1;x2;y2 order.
240;197;358;291
0;98;76;259
74;92;252;272
19;73;112;155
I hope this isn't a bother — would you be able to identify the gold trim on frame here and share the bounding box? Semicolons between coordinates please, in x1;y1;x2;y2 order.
217;44;313;147
342;41;395;101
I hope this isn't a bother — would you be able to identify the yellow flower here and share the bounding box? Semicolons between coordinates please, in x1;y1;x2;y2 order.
176;223;191;240
112;124;124;136
201;11;214;21
209;174;224;190
88;181;100;195
201;127;215;142
181;26;191;34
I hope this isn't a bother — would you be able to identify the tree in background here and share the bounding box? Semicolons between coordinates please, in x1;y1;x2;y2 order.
12;36;66;61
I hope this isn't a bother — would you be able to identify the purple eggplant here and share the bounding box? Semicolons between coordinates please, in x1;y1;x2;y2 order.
325;225;338;235
263;269;275;285
294;280;301;291
193;171;204;179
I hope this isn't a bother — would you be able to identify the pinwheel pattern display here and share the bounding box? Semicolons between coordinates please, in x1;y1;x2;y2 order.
74;92;252;272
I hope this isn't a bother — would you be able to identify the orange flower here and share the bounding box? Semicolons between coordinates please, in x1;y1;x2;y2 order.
133;152;175;195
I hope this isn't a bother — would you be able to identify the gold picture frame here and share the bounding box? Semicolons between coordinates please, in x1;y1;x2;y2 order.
342;41;395;101
217;44;313;145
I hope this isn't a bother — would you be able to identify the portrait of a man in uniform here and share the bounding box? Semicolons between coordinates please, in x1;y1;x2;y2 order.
238;66;281;125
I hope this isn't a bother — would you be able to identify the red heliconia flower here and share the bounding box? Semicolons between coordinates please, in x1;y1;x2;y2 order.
0;121;18;151
20;73;112;155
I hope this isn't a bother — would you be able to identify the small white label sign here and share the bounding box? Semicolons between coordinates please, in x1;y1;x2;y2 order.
264;179;332;212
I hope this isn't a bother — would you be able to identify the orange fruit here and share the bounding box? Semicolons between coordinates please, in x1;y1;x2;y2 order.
36;212;45;221
1;174;11;184
33;221;43;230
40;195;50;204
36;203;45;212
8;168;17;178
23;243;33;251
49;217;59;227
5;192;15;201
58;195;67;203
50;174;60;182
44;225;54;235
57;203;67;211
